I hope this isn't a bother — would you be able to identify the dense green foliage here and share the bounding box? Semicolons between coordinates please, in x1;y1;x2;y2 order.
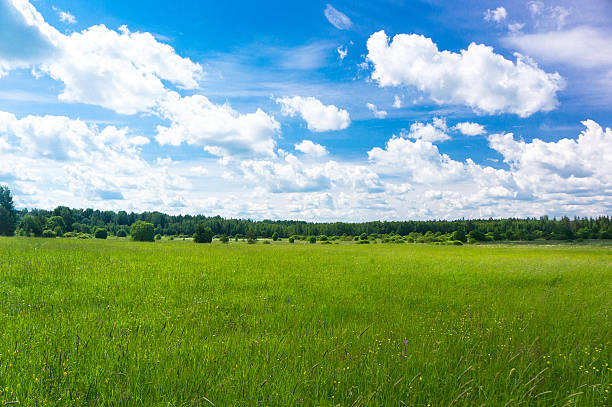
0;185;17;236
130;220;154;242
11;205;612;241
0;238;609;405
193;222;213;243
94;228;108;239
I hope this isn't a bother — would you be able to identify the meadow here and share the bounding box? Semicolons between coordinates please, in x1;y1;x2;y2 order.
0;237;610;406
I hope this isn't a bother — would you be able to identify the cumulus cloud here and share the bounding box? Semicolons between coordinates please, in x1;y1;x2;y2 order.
366;30;564;117
403;117;450;142
155;91;280;158
366;103;387;118
0;1;203;114
368;136;464;184
337;45;347;60
324;4;353;30
277;96;350;132
454;122;486;136
57;10;76;24
488;120;612;195
43;24;203;114
295;140;329;157
484;6;508;23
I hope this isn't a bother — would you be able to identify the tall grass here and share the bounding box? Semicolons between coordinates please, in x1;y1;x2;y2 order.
0;237;610;405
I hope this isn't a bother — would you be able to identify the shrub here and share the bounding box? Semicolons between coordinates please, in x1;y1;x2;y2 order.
272;232;279;241
319;235;328;241
247;238;257;244
321;240;332;244
131;221;155;242
193;223;213;243
308;236;316;244
263;240;271;244
288;236;295;243
94;228;108;239
42;229;56;238
116;229;127;238
451;240;463;245
220;235;229;243
155;234;162;240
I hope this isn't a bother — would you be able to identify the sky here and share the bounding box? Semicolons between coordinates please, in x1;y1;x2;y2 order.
0;0;611;221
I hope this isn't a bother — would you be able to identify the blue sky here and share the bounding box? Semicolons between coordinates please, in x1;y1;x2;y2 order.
0;0;611;220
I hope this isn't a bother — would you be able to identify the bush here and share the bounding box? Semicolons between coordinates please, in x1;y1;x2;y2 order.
42;229;56;238
357;239;370;244
247;238;257;244
321;240;332;244
193;223;213;243
319;235;328;241
272;232;279;241
288;236;295;243
155;234;162;240
263;240;271;244
451;240;463;245
94;228;108;239
131;221;155;242
116;229;127;238
220;235;229;243
308;236;317;244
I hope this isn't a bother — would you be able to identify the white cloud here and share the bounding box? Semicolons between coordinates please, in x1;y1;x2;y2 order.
488;120;612;195
484;7;508;23
366;103;387;118
503;26;612;70
528;1;545;18
507;22;525;34
324;4;352;30
403;117;450;142
368;136;465;184
337;45;347;60
1;1;203;114
277;96;350;132
366;30;564;117
454;121;486;136
155;91;280;158
295;140;328;157
43;24;203;114
392;95;402;108
58;10;76;24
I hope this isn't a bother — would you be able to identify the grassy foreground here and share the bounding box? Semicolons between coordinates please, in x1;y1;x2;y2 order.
0;238;610;406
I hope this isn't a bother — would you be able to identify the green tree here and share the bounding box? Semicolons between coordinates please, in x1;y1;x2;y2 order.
0;186;17;236
193;222;213;243
20;215;43;237
131;221;155;242
47;216;66;236
271;232;279;241
451;230;466;242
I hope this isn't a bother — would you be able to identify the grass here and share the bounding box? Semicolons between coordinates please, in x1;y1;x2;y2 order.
0;237;610;406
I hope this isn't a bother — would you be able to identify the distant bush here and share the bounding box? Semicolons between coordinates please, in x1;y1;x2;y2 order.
193;222;213;243
319;235;328;241
220;235;229;243
321;240;332;244
94;228;108;239
116;229;127;238
263;240;271;244
357;239;370;244
308;236;317;244
247;238;257;244
288;236;295;243
451;240;463;245
272;232;279;241
131;221;155;242
42;229;56;238
155;234;162;240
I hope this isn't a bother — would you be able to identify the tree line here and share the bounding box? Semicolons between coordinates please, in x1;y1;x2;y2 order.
0;186;611;242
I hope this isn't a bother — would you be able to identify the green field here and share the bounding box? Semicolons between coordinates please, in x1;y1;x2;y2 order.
0;238;610;406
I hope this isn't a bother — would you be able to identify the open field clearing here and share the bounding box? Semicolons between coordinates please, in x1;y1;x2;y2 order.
0;238;610;406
